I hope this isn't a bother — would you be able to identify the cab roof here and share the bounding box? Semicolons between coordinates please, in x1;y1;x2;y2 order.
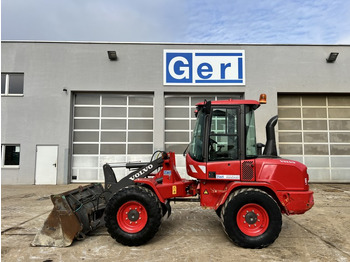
196;99;260;107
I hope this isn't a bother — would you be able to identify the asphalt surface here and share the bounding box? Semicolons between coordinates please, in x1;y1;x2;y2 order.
1;183;350;262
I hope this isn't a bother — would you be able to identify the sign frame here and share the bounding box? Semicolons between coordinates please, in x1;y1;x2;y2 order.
163;49;245;86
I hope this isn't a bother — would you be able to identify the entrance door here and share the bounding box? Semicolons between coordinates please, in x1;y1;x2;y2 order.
35;145;58;185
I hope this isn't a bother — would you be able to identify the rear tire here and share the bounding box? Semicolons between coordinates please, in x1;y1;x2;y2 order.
221;188;282;249
104;185;162;246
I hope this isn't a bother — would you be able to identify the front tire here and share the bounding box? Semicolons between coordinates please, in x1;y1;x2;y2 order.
221;188;282;249
104;185;162;246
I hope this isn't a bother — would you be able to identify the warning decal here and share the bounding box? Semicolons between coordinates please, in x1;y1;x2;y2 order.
172;186;177;195
203;189;209;195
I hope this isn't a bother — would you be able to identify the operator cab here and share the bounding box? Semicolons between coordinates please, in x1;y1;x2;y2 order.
188;99;260;165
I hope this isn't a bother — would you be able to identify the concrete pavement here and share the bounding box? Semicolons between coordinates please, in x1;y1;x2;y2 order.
1;184;350;262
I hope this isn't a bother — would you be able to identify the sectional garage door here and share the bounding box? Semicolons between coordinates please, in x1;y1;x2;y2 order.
164;93;242;177
72;93;154;182
278;94;350;182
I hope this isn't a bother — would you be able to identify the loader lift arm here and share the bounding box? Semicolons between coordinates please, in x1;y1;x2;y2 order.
103;153;165;201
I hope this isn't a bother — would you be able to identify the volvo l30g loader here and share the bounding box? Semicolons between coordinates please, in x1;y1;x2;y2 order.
32;95;314;249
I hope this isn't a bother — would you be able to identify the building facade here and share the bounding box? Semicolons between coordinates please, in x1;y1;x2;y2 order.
1;41;349;184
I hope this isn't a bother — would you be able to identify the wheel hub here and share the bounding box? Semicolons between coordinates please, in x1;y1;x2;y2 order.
127;210;140;221
117;201;148;233
237;203;269;237
245;211;257;224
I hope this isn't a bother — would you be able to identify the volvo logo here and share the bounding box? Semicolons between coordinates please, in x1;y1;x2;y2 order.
129;164;154;181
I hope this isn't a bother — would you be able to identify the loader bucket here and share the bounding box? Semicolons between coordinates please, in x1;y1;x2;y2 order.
31;183;106;247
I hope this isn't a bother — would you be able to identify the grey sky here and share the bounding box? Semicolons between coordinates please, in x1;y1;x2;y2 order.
2;0;350;44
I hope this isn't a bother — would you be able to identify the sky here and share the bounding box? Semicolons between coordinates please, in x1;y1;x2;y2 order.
2;0;350;44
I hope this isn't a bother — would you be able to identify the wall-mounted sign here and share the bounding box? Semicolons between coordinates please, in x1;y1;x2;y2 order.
164;50;245;86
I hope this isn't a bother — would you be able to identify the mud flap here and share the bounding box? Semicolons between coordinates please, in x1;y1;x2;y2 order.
31;184;106;247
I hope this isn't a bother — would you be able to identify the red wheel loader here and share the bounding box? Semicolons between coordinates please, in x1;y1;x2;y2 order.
32;95;314;249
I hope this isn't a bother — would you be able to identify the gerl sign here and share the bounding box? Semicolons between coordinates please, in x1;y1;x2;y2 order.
164;50;245;86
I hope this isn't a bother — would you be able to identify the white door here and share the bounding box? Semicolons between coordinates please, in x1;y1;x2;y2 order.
35;145;58;185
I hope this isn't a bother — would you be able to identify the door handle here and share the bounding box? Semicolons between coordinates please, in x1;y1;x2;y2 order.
53;163;57;167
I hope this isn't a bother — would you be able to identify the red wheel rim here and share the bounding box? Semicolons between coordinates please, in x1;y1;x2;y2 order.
237;203;269;236
117;201;148;233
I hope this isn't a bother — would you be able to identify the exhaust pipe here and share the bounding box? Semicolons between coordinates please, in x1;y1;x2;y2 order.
263;115;278;157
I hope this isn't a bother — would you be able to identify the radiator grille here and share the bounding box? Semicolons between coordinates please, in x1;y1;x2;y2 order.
242;161;254;181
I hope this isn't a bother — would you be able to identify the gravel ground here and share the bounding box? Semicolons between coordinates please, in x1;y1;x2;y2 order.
1;183;350;262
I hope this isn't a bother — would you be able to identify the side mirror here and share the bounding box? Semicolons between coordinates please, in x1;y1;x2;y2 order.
203;100;212;114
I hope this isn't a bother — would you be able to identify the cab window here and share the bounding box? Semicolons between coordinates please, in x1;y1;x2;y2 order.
188;110;206;162
209;108;239;161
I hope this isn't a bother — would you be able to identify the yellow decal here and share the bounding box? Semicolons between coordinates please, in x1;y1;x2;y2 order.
203;189;209;195
172;186;177;195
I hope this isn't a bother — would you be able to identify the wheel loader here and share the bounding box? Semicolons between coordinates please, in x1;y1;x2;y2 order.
32;95;314;249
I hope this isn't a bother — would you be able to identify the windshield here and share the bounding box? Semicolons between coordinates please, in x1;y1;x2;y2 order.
245;106;257;158
188;109;206;162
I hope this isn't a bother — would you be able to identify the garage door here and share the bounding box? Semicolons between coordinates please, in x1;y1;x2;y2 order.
72;93;154;182
165;93;242;177
278;94;350;182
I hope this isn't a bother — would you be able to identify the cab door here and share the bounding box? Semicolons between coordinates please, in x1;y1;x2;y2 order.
206;106;241;180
